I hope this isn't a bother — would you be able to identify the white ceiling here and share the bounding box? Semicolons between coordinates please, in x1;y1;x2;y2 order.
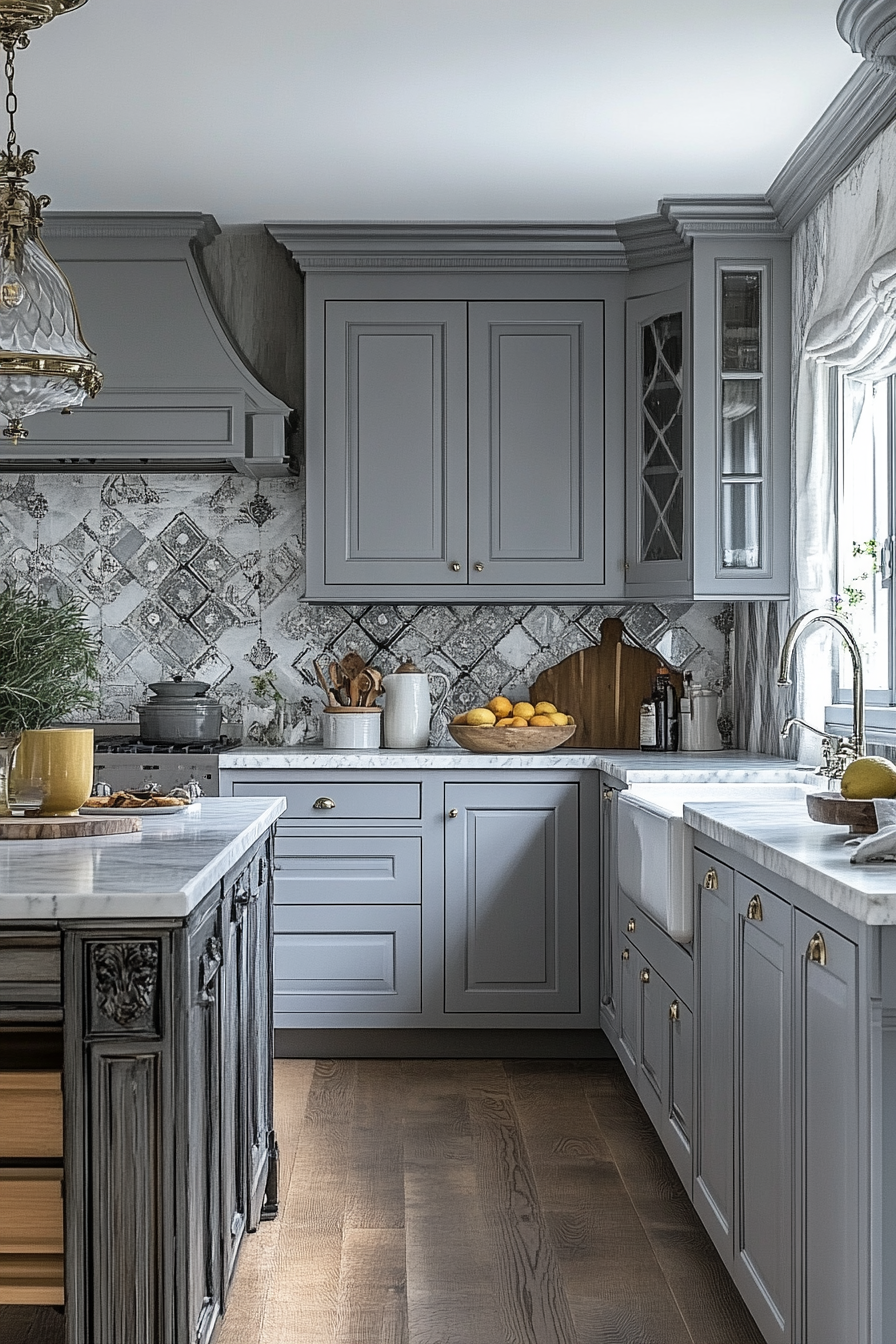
14;0;862;225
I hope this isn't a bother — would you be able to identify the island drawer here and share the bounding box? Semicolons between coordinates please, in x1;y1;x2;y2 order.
0;1253;64;1305
0;1072;63;1158
0;934;61;1015
0;1169;63;1255
273;835;422;905
233;779;421;821
273;905;421;1013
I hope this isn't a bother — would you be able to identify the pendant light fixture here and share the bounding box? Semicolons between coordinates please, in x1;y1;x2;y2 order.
0;0;101;446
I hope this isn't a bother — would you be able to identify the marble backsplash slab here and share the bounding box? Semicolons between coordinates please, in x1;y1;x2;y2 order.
0;471;733;745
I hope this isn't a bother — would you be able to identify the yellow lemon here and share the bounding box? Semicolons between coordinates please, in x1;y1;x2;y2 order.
451;712;468;725
505;716;529;727
840;756;896;799
512;702;535;720
466;707;497;726
529;714;555;727
534;701;557;715
488;696;513;718
548;712;568;726
566;715;576;726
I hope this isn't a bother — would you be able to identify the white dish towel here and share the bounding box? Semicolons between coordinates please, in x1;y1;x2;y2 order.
850;799;896;863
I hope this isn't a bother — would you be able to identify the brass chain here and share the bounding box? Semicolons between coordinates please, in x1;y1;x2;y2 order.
4;41;16;156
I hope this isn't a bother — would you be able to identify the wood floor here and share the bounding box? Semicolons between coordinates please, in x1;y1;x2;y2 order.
1;1057;764;1344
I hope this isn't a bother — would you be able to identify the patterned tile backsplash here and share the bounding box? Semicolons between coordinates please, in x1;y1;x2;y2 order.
0;471;733;745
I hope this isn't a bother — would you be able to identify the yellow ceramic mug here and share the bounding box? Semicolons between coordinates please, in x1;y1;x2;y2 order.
12;728;95;817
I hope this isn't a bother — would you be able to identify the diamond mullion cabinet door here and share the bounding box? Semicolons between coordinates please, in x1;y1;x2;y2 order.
321;300;469;593
792;911;860;1344
734;876;792;1344
693;851;735;1262
466;300;613;595
691;237;791;599
624;282;692;597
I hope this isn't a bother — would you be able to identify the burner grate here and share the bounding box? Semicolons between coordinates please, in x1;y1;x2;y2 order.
95;737;231;755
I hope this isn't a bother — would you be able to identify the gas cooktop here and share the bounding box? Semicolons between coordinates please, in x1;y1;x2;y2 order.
94;736;239;755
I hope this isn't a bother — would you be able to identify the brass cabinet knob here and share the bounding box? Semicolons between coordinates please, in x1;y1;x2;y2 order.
669;1000;680;1021
448;808;458;818
449;561;461;572
640;969;650;983
746;895;763;921
603;788;613;801
807;931;827;965
312;797;336;810
474;562;484;572
621;948;630;961
703;868;719;890
627;918;636;933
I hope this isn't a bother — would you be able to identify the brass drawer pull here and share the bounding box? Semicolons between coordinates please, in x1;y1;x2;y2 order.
703;868;719;890
669;1001;679;1021
621;948;630;961
627;918;636;933
448;808;458;818
640;969;650;984
747;895;763;921
312;797;336;810
807;931;827;965
474;562;484;572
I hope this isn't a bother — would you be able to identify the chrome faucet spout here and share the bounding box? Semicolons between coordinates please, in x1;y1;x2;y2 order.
777;608;865;759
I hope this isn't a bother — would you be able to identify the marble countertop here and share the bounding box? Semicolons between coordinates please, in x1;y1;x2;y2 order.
683;796;896;926
0;797;286;922
220;745;811;784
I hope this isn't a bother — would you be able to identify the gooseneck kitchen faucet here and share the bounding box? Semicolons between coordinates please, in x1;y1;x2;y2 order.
777;608;866;776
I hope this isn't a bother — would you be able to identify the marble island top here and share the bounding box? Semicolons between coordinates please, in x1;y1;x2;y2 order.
683;795;896;926
0;797;286;921
221;745;811;785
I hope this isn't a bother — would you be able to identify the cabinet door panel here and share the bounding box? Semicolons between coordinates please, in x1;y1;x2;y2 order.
694;854;734;1253
274;906;421;1014
617;940;638;1081
599;784;619;1033
467;302;604;585
736;876;791;1341
665;994;694;1188
444;781;579;1012
324;300;468;585
273;835;422;905
794;912;860;1344
638;957;666;1116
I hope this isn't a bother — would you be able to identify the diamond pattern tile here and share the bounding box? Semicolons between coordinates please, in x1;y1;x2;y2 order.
159;568;209;617
159;514;206;563
126;539;177;590
190;540;238;588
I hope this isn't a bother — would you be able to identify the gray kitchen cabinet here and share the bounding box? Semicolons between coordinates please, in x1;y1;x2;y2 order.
443;780;580;1013
617;935;639;1080
313;295;616;602
599;779;621;1033
223;767;598;1033
735;874;792;1344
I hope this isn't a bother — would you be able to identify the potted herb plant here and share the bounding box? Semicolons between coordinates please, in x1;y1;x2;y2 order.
0;585;100;816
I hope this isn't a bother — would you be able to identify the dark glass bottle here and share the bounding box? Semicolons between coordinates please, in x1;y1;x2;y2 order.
653;666;679;751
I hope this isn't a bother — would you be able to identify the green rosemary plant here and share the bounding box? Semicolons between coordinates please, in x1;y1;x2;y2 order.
0;585;101;733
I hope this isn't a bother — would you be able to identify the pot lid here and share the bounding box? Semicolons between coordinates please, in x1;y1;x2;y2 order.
393;661;423;675
148;676;212;700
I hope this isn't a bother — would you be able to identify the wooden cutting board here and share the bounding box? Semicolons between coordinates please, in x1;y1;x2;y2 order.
529;617;684;749
0;815;142;840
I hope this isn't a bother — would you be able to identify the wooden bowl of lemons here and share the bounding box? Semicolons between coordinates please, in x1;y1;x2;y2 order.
448;698;576;754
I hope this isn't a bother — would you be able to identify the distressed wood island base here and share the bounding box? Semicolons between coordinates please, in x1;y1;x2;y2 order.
0;797;285;1344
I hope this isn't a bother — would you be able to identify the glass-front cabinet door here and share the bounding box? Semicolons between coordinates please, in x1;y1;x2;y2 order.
692;238;791;600
625;283;691;594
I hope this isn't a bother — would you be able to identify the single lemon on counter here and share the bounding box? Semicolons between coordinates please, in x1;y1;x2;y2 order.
488;696;513;718
534;701;557;715
466;707;497;726
840;756;896;799
512;702;535;720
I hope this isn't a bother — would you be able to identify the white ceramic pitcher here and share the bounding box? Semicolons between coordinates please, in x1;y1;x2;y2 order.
382;662;450;749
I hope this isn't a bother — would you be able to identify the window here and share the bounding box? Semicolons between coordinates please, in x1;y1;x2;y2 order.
835;372;896;703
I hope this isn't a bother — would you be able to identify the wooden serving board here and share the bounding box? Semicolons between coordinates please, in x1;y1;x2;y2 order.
805;791;877;834
0;814;142;840
529;617;684;749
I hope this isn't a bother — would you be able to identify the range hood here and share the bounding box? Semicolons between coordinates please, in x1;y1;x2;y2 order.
0;213;300;476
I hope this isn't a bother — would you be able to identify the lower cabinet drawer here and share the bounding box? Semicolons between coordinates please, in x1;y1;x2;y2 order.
274;834;422;905
0;1169;63;1254
0;1073;63;1158
233;779;421;821
273;906;421;1013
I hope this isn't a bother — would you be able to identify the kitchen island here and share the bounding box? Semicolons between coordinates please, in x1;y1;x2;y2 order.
0;796;286;1344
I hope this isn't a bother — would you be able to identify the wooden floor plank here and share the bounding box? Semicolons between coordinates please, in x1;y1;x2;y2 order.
403;1059;507;1344
508;1061;695;1344
217;1058;317;1344
468;1085;578;1344
335;1227;408;1344
584;1061;765;1344
345;1060;406;1231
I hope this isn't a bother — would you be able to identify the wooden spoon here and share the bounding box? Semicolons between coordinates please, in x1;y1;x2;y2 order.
313;659;339;707
328;661;349;706
340;651;367;707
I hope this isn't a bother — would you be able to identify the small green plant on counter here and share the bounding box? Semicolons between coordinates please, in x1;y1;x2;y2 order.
0;585;100;732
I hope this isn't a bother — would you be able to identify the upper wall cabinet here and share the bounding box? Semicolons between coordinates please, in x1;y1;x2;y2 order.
624;206;792;602
270;224;627;604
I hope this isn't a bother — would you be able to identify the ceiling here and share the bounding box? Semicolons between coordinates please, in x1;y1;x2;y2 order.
15;0;862;225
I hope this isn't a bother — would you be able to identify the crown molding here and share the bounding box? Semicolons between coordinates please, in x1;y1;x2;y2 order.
614;213;691;269
838;0;896;70
660;196;788;240
265;221;627;272
767;63;896;232
42;211;220;245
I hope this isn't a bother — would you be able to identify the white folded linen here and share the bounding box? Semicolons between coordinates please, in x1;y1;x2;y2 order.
850;799;896;862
